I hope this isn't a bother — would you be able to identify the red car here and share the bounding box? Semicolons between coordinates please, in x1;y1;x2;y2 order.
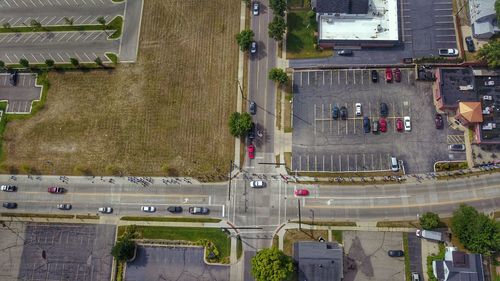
385;67;392;82
247;144;255;159
294;189;309;196
48;187;65;194
394;68;401;82
435;114;443;129
379;118;387;132
396;118;404;131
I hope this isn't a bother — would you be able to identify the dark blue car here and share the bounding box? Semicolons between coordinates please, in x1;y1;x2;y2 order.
363;117;370;133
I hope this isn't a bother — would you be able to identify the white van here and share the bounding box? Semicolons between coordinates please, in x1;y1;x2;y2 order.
391;157;399;172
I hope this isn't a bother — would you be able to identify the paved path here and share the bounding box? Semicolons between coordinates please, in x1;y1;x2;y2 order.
118;0;143;62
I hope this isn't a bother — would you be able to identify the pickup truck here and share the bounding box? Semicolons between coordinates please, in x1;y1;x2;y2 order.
416;229;444;241
438;48;459;57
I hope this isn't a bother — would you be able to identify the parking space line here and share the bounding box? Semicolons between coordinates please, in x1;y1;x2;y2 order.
435;28;454;31
314;71;317;85
307;72;310;85
298;155;301;171
322;71;325;85
330;71;332;84
346;155;350;171
337;71;340;84
313;105;316;135
66;33;76;41
363;154;366;170
307;155;310;171
352;69;356;84
314;155;317;171
338;155;342;171
329;104;332;133
379;154;383;170
330;155;333;172
344;69;348;84
371;154;374;170
299;72;302;86
436;41;456;43
361;69;364;84
321;104;325;133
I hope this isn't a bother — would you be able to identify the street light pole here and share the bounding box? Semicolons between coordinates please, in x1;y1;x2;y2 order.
228;160;233;201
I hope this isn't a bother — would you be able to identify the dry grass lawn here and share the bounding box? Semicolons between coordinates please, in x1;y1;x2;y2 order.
2;0;240;180
283;229;328;256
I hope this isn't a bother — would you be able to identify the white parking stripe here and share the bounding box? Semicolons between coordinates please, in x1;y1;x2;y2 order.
75;33;85;41
66;33;76;41
23;33;35;43
57;53;64;62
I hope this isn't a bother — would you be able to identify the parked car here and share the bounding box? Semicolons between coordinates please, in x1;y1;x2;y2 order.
250;41;257;54
438;48;459;57
141;206;156;212
355;103;362;116
396;118;403;131
391;157;399;172
385;67;392;82
380;102;388;117
363;117;370;133
250;180;265;188
9;71;18;86
404;116;411;131
337;49;353;56
3;202;17;209
294;189;309;196
411;272;420;281
388;250;404;257
247;144;255;159
248;122;255;140
253;2;260;16
332;106;340;119
371;70;378;82
435;114;443;129
48;187;65;194
1;185;17;192
372;120;379;133
394;68;401;82
340;106;347;120
465;36;475;52
57;203;72;210
448;144;465;151
249;101;256;115
189;206;209;214
379;118;387;132
167;206;183;213
98;207;113;213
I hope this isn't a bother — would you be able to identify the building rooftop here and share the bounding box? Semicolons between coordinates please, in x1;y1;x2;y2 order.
475;75;500;143
316;0;369;14
434;248;485;281
318;0;398;41
293;242;344;281
438;68;478;108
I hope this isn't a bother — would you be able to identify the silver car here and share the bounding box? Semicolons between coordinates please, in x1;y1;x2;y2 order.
98;207;113;213
250;180;265;188
141;206;156;212
448;144;465;151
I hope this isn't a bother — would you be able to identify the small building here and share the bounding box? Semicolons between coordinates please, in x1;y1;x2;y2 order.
312;0;399;48
293;241;344;281
432;247;485;281
455;102;483;126
433;68;477;112
469;0;500;39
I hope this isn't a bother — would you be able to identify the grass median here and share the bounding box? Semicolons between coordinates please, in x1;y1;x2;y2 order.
120;216;221;223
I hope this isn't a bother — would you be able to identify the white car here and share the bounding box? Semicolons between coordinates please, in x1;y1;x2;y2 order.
141;206;156;212
252;2;259;16
98;207;113;214
250;180;265;188
355;103;362;116
404;116;411;131
438;48;459;57
1;185;16;192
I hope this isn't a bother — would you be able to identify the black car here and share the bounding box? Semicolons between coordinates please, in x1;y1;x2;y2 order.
380;103;388;117
435;114;443;129
388;250;404;257
371;70;378;82
363;117;370;133
9;71;18;86
248;122;255;139
465;36;475;52
57;203;72;210
339;106;347;120
337;49;353;56
167;206;183;213
332;106;340;119
249;101;256;115
250;41;257;54
3;202;17;209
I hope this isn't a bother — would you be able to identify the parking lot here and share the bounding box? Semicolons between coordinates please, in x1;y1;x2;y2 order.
290;0;458;66
291;68;466;173
343;231;405;281
17;223;115;281
407;232;423;278
126;245;230;281
0;73;42;113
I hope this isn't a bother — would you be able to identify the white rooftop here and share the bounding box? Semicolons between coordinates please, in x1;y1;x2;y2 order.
319;0;399;41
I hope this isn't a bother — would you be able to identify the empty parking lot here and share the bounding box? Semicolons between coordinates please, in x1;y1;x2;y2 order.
0;73;41;113
291;68;466;173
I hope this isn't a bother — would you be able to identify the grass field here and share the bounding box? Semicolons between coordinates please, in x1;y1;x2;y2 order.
1;0;240;180
286;9;332;59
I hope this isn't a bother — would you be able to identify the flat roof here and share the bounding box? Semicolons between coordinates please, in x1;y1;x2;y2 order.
439;68;478;108
319;0;399;41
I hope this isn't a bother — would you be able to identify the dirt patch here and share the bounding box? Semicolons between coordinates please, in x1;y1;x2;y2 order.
2;0;240;180
283;228;328;256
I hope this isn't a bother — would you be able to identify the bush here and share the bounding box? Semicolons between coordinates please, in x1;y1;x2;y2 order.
228;112;252;137
111;237;136;262
420;212;440;230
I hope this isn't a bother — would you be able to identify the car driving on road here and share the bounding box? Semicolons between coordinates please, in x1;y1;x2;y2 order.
249;101;256;115
48;187;65;194
294;189;309;196
57;203;72;210
247;144;255;159
141;206;156;212
250;180;265;188
98;207;113;213
189;206;209;214
1;185;17;192
167;206;183;213
253;2;260;15
250;41;257;54
337;49;352;56
3;202;17;209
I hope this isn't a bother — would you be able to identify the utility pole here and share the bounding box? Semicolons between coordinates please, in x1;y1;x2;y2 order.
298;198;301;230
228;160;233;201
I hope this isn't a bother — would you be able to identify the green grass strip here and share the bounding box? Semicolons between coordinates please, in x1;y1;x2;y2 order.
1;212;74;219
120;216;221;223
403;233;411;281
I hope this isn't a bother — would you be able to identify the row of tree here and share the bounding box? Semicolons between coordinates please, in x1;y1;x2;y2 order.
0;57;107;70
268;0;287;41
2;16;108;31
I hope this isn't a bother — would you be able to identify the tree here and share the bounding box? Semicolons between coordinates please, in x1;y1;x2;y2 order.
477;39;500;68
70;58;79;67
228;112;252;137
96;16;106;26
94;57;103;67
235;29;255;52
29;19;42;31
251;247;295;281
268;16;286;41
0;60;5;70
111;237;136;262
451;204;500;255
419;212;440;230
269;0;287;16
64;17;74;26
19;58;29;68
45;59;55;68
268;68;288;85
496;0;500;24
2;22;11;29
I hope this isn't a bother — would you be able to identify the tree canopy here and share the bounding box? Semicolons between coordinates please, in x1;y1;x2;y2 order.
269;0;287;17
228;112;252;137
268;16;286;41
451;204;500;255
477;39;500;68
111;237;136;262
235;29;255;52
268;68;289;85
251;247;295;281
419;212;440;230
